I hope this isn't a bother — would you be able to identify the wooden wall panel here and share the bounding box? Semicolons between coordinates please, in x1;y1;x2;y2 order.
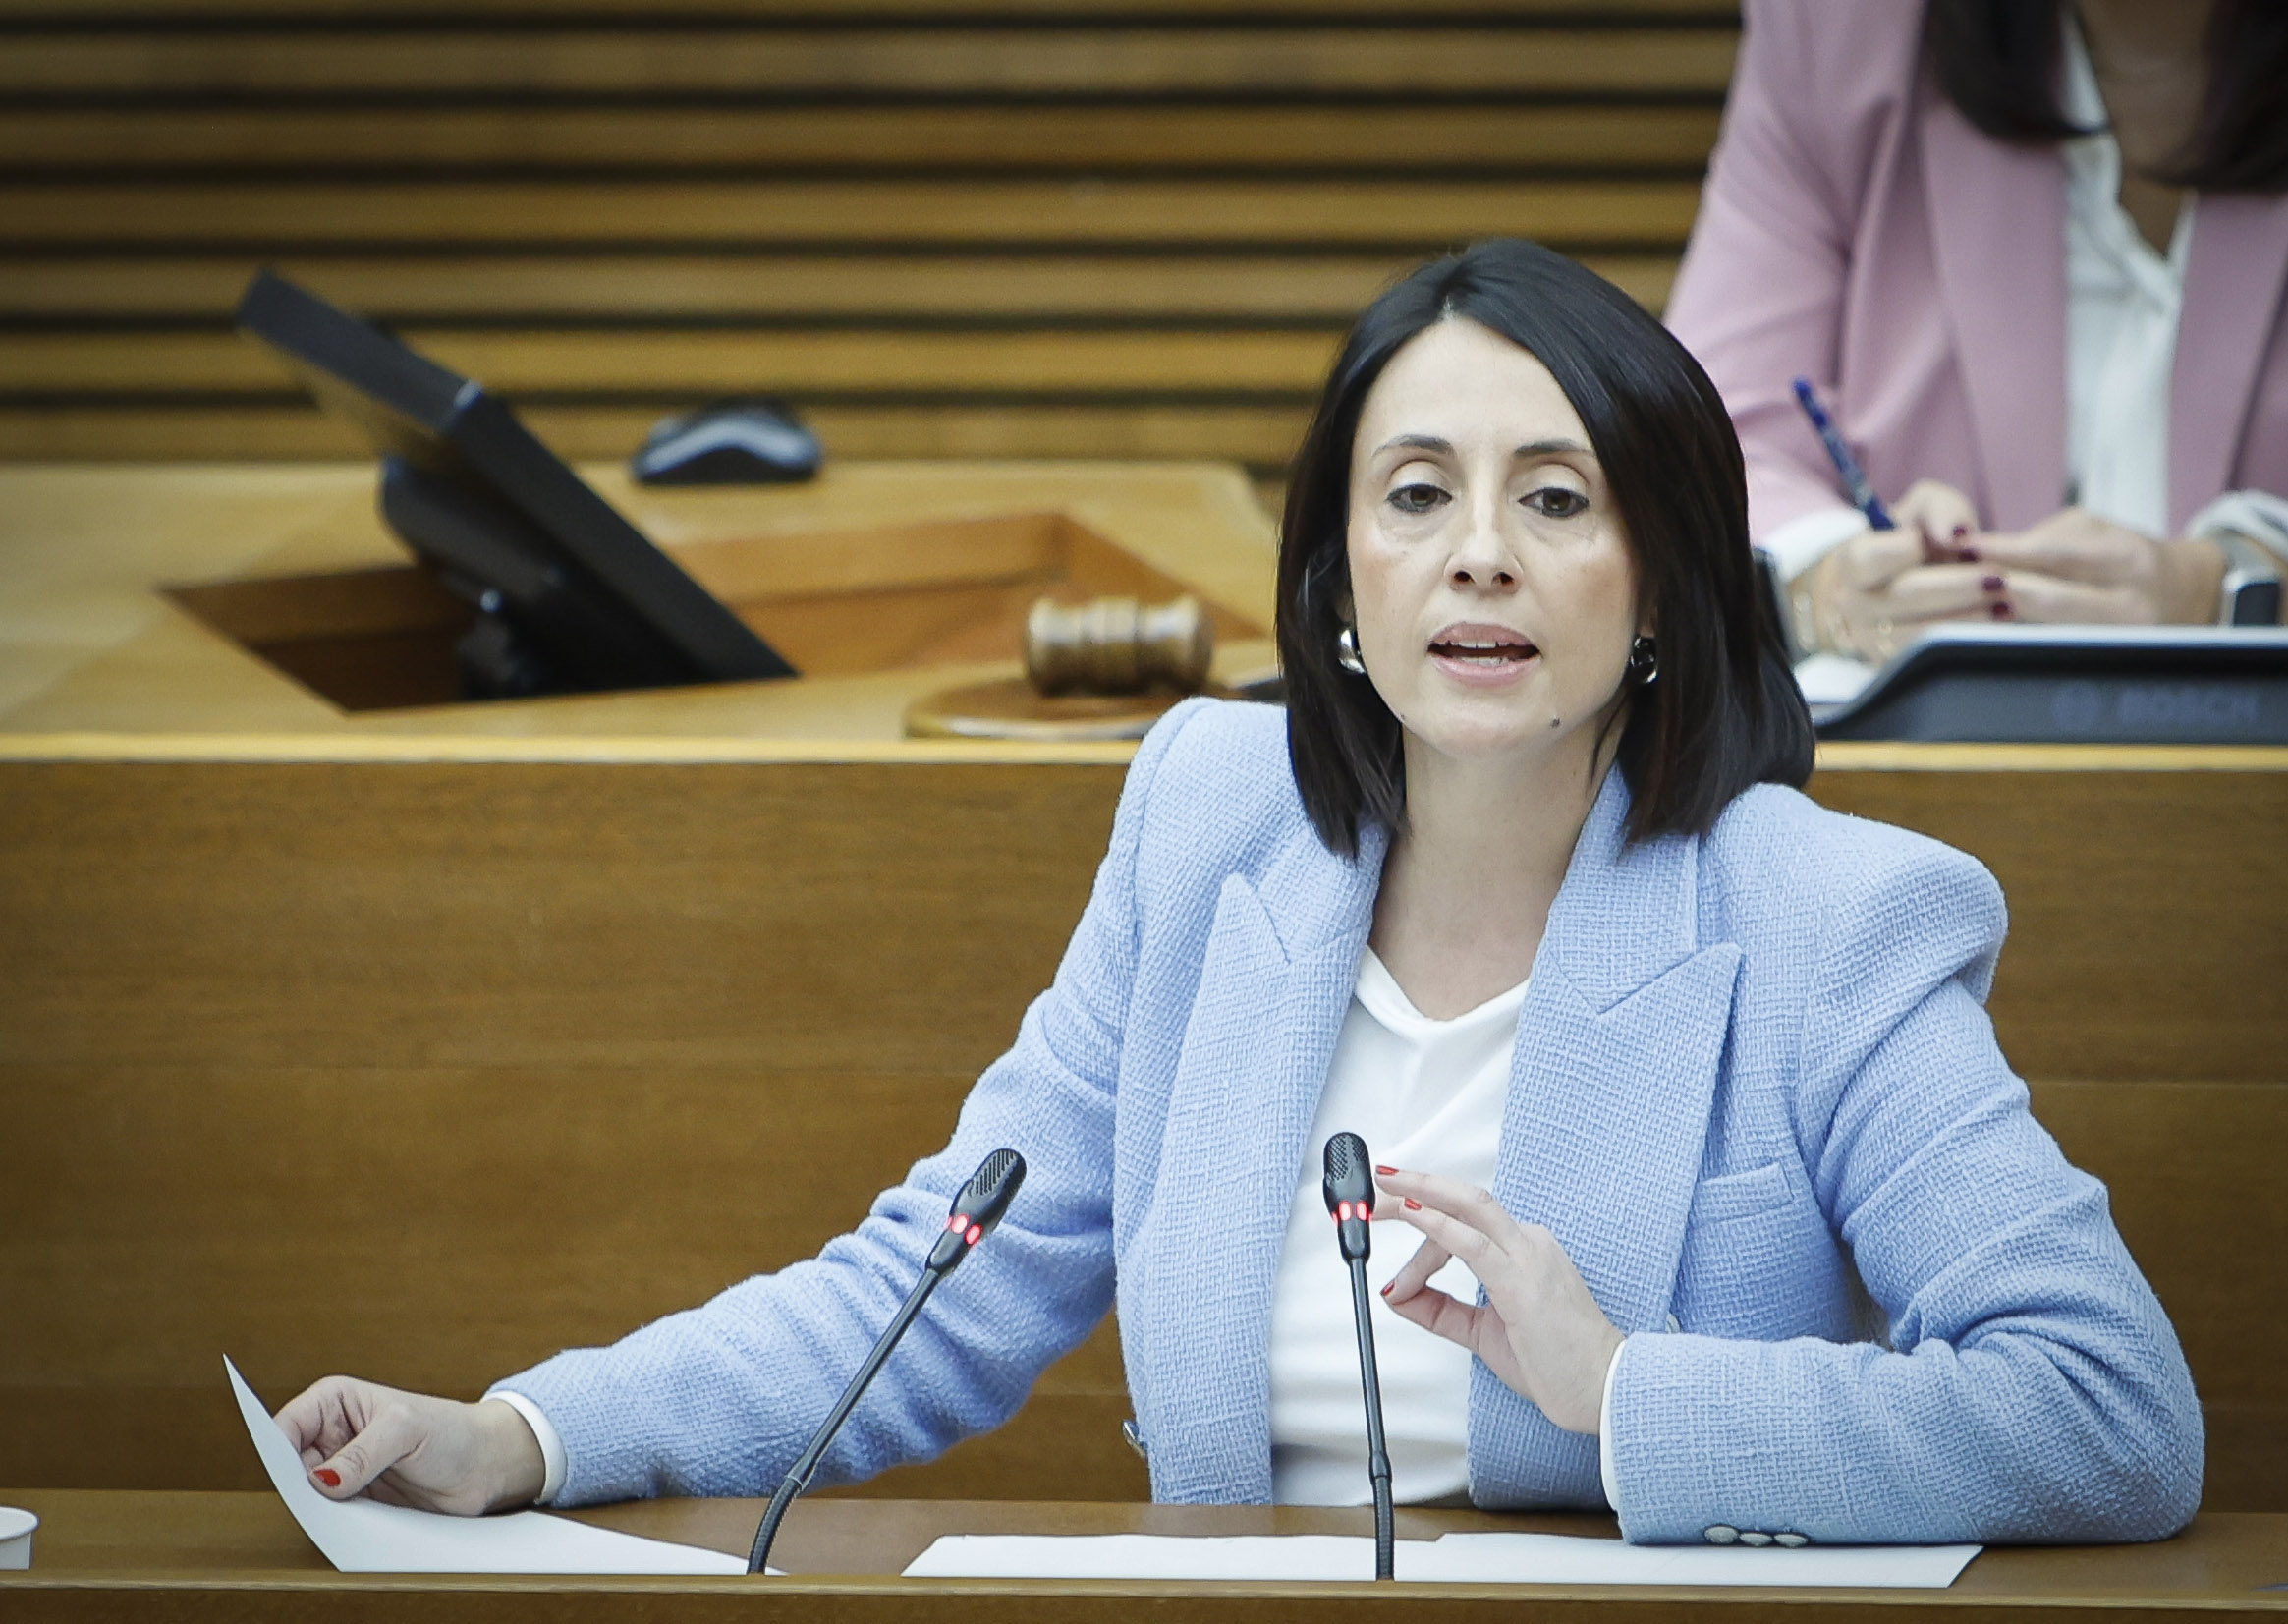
0;761;1116;1072
9;759;2277;1081
0;753;2277;1510
0;3;1733;465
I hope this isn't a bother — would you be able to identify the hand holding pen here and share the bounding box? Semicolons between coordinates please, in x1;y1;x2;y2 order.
1790;378;2007;658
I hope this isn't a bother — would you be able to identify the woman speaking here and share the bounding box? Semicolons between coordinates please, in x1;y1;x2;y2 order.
276;241;2201;1546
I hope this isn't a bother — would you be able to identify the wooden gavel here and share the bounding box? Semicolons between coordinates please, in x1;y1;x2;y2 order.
1025;595;1213;697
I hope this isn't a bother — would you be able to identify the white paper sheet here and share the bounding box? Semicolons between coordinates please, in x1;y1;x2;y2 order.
1421;1532;1981;1589
904;1533;1434;1581
904;1531;1981;1589
1794;651;1879;706
225;1356;749;1575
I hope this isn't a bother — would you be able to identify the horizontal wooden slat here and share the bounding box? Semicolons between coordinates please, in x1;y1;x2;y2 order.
3;327;1344;394
0;179;1702;247
0;104;1721;173
0;28;1736;98
0;253;1679;319
0;0;1737;15
0;401;1318;463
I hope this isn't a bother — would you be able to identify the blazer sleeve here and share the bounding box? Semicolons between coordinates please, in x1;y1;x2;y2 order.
488;699;1208;1505
1664;0;1882;539
1603;844;2204;1544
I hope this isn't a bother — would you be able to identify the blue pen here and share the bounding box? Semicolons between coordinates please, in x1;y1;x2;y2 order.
1791;377;1894;531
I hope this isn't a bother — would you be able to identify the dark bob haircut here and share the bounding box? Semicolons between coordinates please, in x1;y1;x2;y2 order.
1276;237;1814;859
1925;0;2288;193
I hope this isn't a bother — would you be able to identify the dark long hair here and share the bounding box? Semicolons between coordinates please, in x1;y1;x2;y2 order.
1925;0;2288;191
1276;238;1813;859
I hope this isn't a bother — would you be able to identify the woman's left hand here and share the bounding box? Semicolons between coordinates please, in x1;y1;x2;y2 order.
1973;511;2225;624
1374;1167;1623;1434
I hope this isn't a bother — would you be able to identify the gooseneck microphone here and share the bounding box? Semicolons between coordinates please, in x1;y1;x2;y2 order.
746;1148;1026;1574
1322;1131;1394;1581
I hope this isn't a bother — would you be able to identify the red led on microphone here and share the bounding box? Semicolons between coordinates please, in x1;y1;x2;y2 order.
966;1224;983;1245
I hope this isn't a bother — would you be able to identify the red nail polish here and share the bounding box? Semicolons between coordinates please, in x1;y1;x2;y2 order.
1404;1197;1422;1210
313;1468;341;1488
1981;575;2004;592
1379;1281;1393;1296
1957;546;1981;562
1374;1165;1396;1176
1951;524;1968;538
1990;601;2014;620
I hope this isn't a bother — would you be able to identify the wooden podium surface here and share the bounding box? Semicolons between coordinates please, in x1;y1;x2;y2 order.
4;1492;2284;1623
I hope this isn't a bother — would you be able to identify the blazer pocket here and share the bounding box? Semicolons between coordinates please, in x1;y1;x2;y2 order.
1689;1159;1793;1226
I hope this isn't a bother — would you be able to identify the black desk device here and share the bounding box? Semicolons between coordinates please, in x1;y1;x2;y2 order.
1814;626;2288;745
235;270;796;700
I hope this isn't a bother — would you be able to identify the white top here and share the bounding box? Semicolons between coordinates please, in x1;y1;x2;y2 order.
1266;948;1525;1506
1765;21;2288;600
2057;13;2189;539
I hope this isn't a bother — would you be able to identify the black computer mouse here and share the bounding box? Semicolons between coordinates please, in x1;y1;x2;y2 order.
631;398;823;485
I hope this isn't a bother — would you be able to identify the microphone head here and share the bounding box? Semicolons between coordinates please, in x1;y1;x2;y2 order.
957;1148;1026;1235
928;1148;1027;1274
1321;1132;1374;1262
1322;1131;1373;1213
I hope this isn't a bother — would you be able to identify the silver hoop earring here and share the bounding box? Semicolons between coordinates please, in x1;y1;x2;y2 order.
1628;635;1659;685
1335;625;1367;676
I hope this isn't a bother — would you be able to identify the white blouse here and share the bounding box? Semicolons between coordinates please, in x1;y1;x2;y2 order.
2057;12;2189;539
1266;948;1525;1506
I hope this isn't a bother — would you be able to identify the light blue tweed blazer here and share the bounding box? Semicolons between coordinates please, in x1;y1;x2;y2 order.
500;699;2203;1544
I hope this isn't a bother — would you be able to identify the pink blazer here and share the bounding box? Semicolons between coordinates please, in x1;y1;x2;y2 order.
1665;0;2288;540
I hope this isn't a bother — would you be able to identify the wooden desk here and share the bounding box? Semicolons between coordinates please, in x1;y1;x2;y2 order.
0;460;1278;742
1;743;2280;1513
4;1492;2285;1623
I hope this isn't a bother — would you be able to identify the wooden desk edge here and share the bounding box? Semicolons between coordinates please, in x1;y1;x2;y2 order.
7;1571;2286;1611
0;730;1142;766
5;732;2288;770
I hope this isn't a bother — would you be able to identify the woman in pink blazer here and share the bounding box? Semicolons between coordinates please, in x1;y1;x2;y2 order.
1666;0;2288;660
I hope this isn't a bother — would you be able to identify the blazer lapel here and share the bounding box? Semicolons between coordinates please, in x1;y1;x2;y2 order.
1471;772;1743;1507
2171;192;2288;532
1137;822;1383;1504
1921;88;2070;529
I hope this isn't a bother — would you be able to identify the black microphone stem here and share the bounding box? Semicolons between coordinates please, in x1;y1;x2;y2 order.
747;1266;942;1574
1346;1255;1395;1581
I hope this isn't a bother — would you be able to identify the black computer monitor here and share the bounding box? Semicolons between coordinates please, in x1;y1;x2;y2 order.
235;269;795;700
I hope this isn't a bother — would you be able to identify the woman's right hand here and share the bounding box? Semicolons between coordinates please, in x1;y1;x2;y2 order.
274;1375;546;1515
1805;478;2000;661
